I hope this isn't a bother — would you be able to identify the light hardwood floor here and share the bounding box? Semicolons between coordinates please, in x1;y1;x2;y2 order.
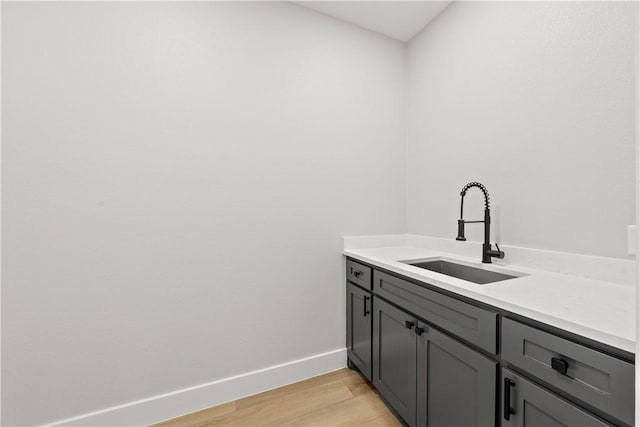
153;368;403;427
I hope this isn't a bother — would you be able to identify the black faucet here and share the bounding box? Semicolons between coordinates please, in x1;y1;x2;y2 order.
455;182;505;263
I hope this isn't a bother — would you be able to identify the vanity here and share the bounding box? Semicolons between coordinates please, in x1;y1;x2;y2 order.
344;244;635;427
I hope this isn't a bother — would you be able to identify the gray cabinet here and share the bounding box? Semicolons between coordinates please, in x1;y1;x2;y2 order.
346;282;372;380
502;368;610;427
344;258;634;427
373;297;496;427
416;321;496;426
373;297;417;426
502;318;634;425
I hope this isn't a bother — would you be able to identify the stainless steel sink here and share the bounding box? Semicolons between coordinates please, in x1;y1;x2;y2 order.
404;259;519;284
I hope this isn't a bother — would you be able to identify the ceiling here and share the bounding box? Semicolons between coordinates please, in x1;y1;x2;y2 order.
294;1;452;42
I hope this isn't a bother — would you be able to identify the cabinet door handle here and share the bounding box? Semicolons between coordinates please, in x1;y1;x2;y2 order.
405;320;415;329
503;378;516;420
551;357;569;376
414;326;425;336
363;296;370;317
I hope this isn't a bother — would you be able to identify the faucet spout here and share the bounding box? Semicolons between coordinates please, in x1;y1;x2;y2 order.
456;182;505;263
460;182;490;208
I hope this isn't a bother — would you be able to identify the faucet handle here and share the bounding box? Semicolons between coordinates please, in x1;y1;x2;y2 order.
456;219;467;241
494;244;505;259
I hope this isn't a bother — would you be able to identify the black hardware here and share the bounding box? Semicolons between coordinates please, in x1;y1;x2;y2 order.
456;219;466;241
353;270;362;278
414;326;425;336
503;378;516;420
456;182;505;263
363;296;370;317
405;320;415;329
551;357;569;376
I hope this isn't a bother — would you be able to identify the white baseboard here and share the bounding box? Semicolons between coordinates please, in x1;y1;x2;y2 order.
45;348;347;427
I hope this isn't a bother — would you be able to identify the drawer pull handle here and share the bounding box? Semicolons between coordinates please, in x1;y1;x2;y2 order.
551;357;569;376
405;320;415;330
363;296;370;317
353;270;362;278
503;378;516;420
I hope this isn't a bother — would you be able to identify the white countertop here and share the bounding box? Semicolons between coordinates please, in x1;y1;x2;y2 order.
344;245;636;354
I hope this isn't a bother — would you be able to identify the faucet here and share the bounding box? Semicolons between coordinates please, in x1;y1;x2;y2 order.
455;182;505;263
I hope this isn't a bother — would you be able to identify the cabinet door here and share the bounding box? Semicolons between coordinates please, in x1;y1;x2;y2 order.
346;282;372;380
373;297;417;426
502;369;610;427
416;322;496;426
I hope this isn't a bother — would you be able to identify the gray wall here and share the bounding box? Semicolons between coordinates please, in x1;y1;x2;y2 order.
406;1;637;259
1;2;406;425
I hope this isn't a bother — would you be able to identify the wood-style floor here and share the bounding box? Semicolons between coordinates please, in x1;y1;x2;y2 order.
154;368;402;427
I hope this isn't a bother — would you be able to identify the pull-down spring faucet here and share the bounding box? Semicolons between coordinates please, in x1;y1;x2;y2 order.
456;182;505;263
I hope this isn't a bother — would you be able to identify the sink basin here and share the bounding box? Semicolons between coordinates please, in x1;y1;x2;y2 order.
403;259;520;284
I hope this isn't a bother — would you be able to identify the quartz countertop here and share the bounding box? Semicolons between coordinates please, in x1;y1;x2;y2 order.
344;245;635;355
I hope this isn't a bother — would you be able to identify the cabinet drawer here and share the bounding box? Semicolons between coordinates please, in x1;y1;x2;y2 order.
373;270;497;354
502;318;634;425
346;259;371;289
502;368;609;426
